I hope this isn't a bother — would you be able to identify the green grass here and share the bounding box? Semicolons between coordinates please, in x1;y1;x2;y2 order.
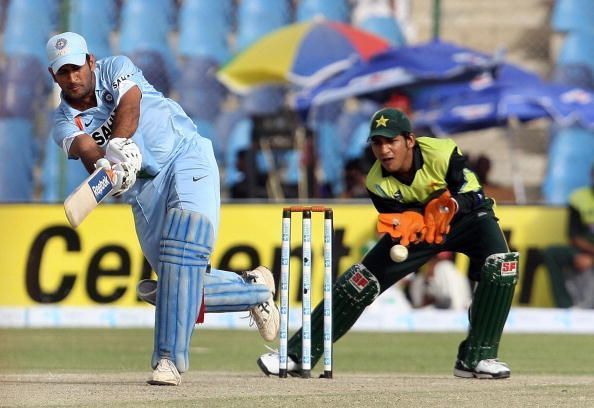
1;329;593;376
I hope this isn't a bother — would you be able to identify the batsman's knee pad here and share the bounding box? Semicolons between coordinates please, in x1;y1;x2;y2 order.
203;268;270;312
288;264;380;366
152;208;214;373
459;252;519;369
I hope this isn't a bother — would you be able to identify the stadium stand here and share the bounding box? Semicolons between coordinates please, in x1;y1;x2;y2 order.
0;0;570;202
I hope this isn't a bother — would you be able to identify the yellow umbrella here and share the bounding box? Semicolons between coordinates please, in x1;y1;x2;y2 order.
217;20;390;93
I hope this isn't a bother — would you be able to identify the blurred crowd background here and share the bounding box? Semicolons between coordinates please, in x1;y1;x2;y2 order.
0;0;593;204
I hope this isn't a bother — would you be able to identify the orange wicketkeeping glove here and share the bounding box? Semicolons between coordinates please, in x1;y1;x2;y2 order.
377;211;426;246
423;190;458;244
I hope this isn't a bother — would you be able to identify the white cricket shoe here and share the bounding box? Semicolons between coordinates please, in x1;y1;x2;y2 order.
243;266;280;342
147;358;181;386
257;350;301;377
454;358;511;379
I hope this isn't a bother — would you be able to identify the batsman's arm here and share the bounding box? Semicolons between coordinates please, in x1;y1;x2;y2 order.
69;134;106;173
110;85;141;139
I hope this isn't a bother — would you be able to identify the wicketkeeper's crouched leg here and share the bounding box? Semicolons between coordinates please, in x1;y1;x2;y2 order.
455;252;519;379
152;208;214;374
286;263;380;369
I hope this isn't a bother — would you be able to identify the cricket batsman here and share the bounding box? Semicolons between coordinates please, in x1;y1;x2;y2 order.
258;107;518;379
46;32;279;386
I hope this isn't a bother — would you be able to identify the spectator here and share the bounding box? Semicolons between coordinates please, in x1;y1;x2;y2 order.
341;158;369;199
542;166;594;308
472;154;516;204
407;252;472;310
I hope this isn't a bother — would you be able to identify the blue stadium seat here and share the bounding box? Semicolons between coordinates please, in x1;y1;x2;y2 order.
0;119;37;202
40;134;89;202
214;108;249;156
121;0;176;30
296;0;350;22
235;0;290;51
336;100;379;160
542;126;594;204
551;0;594;32
240;86;286;115
344;122;370;160
192;118;223;162
357;16;406;46
224;118;254;187
119;0;172;56
310;102;344;197
175;57;227;121
557;31;594;72
179;0;231;32
552;63;594;89
68;0;116;60
178;0;230;63
2;0;55;64
0;55;49;119
128;50;171;95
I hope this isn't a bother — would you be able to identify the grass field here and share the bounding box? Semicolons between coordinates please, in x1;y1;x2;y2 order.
1;329;594;407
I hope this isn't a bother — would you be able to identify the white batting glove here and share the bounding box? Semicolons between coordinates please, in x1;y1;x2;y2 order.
110;161;137;197
94;157;136;197
105;138;142;173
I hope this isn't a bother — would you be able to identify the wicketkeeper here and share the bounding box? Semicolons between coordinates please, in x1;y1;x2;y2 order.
258;107;518;379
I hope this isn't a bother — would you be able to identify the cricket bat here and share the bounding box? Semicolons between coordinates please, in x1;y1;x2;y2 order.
64;167;114;228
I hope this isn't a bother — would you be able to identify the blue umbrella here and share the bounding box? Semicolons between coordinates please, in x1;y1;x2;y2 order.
293;41;500;117
411;64;594;135
412;64;594;135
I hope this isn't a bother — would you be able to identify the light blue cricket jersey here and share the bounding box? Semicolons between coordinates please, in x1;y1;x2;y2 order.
52;56;199;176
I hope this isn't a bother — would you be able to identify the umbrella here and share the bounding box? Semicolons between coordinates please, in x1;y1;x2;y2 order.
412;64;594;134
217;20;390;93
293;41;500;116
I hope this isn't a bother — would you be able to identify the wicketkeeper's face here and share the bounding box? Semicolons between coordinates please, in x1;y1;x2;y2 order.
370;134;415;174
51;55;96;101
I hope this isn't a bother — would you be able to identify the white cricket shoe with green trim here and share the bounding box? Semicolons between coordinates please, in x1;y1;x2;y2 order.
454;359;511;379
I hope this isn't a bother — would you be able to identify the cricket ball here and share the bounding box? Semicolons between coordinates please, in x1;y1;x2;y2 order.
390;244;408;263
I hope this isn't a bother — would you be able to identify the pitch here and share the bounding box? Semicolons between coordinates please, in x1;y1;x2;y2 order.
1;329;593;407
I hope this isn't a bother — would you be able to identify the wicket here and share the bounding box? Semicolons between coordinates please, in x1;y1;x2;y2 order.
279;206;333;379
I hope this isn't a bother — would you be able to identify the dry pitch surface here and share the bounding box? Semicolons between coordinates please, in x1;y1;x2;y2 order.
2;371;593;408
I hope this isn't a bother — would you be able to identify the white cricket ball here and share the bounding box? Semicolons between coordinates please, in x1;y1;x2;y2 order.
390;244;408;263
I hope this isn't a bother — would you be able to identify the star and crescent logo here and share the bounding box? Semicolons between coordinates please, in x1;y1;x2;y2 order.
375;115;389;128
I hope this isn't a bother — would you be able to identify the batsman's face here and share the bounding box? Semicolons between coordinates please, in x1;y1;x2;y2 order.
370;134;415;174
50;56;96;101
